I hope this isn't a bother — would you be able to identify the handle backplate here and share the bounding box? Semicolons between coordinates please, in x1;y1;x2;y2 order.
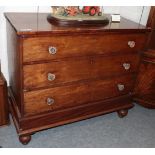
123;63;131;70
49;46;57;54
47;97;55;106
128;41;136;48
48;73;56;81
117;84;125;91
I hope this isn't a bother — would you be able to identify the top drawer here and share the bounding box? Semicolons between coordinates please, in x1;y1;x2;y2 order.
23;34;146;63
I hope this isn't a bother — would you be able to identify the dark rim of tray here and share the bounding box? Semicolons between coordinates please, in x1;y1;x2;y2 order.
47;14;110;27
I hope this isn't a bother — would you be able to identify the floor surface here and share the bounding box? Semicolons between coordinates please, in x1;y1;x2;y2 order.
0;104;155;148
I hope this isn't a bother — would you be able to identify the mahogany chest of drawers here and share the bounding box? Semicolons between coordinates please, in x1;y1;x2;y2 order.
5;13;150;144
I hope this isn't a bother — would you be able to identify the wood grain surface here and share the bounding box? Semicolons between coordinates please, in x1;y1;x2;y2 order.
23;53;139;90
0;73;9;126
134;50;155;108
24;74;135;115
4;13;150;35
23;34;145;63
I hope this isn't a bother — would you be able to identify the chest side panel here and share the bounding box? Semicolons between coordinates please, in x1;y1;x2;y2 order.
6;20;23;113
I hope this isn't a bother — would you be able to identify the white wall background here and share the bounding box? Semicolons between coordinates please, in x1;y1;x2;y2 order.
0;6;151;84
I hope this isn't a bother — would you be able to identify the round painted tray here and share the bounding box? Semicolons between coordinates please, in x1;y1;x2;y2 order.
47;14;110;26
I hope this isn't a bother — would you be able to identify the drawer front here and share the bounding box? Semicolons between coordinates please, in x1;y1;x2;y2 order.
23;53;139;90
23;34;145;62
24;74;135;115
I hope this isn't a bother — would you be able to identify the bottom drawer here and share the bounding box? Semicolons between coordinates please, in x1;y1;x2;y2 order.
24;74;135;115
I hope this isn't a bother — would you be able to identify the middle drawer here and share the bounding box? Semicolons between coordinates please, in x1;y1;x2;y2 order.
23;53;139;90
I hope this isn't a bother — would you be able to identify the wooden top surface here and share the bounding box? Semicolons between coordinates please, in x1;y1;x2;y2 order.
5;13;150;35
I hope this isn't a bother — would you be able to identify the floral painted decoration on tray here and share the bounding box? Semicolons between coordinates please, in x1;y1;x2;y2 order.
52;6;103;17
48;6;109;26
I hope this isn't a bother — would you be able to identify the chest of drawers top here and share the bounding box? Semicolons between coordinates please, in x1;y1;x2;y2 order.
5;12;150;36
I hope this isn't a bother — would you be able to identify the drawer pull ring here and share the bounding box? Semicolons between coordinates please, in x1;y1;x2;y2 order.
47;98;55;106
123;63;131;70
48;73;55;81
117;84;125;91
128;41;135;48
49;46;57;54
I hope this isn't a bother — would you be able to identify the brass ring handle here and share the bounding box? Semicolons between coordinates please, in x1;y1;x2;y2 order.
48;73;56;81
117;84;125;91
128;41;136;48
46;97;55;106
48;46;57;54
123;63;131;70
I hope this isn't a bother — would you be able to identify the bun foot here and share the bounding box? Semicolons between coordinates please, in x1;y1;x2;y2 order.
117;109;128;118
19;135;31;145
